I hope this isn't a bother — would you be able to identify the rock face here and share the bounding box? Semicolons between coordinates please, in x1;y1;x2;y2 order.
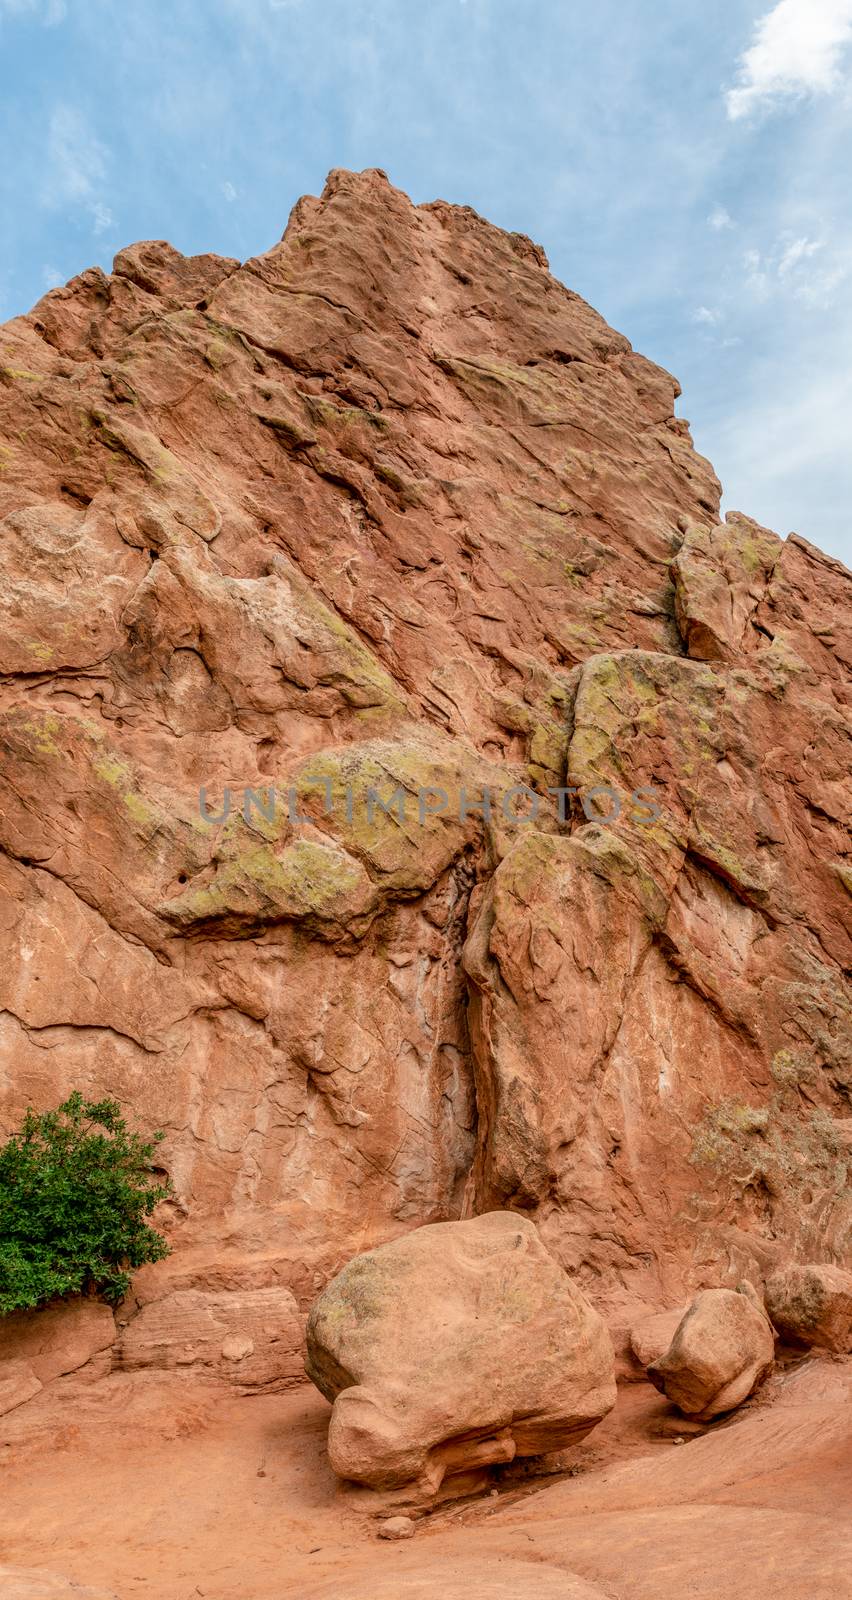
0;1360;42;1418
305;1211;616;1491
0;166;850;1388
766;1263;852;1352
648;1287;775;1419
0;1299;115;1387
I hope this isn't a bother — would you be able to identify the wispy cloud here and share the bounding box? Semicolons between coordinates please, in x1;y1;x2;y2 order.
726;0;852;121
42;105;115;237
0;0;66;22
221;179;238;201
92;200;114;233
744;233;847;306
777;235;822;276
708;205;734;231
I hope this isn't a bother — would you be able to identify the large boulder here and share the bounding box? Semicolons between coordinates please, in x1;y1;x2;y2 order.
765;1263;852;1353
305;1210;616;1493
647;1287;774;1420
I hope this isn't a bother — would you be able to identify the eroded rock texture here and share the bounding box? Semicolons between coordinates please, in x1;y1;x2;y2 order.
0;167;850;1372
766;1262;852;1352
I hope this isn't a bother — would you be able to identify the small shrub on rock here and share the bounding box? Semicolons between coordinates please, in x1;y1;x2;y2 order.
0;1092;171;1314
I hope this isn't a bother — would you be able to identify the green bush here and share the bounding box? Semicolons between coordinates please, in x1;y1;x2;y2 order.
0;1091;172;1315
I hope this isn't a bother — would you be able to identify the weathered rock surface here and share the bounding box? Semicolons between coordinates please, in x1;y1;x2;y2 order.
305;1211;616;1491
116;1285;304;1387
648;1287;775;1419
765;1262;852;1352
0;166;850;1391
0;1358;42;1417
300;1557;608;1598
0;1299;115;1384
0;1571;117;1599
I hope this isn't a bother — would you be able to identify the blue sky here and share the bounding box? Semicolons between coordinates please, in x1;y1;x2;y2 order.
1;0;851;565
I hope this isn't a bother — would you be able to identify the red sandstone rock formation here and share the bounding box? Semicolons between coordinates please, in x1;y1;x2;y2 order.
0;167;849;1390
305;1211;616;1493
766;1261;852;1351
646;1285;774;1419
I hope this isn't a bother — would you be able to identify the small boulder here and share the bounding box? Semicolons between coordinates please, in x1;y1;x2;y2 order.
305;1210;616;1493
647;1286;774;1420
765;1263;852;1353
377;1516;415;1540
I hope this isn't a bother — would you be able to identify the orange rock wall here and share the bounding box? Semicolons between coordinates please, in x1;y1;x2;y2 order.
0;168;849;1367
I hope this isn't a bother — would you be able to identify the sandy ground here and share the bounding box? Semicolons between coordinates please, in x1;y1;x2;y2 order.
1;1357;850;1599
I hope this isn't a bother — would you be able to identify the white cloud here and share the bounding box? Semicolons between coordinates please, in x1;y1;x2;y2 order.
693;305;721;324
726;0;852;121
708;205;735;230
743;233;847;306
42;264;63;290
222;180;238;202
777;235;822;275
43;106;115;238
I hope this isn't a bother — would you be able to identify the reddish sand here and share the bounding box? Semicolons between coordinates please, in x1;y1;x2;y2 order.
1;1357;849;1598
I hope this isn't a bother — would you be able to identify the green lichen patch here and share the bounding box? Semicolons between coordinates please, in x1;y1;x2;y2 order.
690;1092;850;1210
282;566;407;718
25;641;56;665
161;835;375;933
291;734;479;886
13;709;62;757
434;352;569;426
494;822;668;930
